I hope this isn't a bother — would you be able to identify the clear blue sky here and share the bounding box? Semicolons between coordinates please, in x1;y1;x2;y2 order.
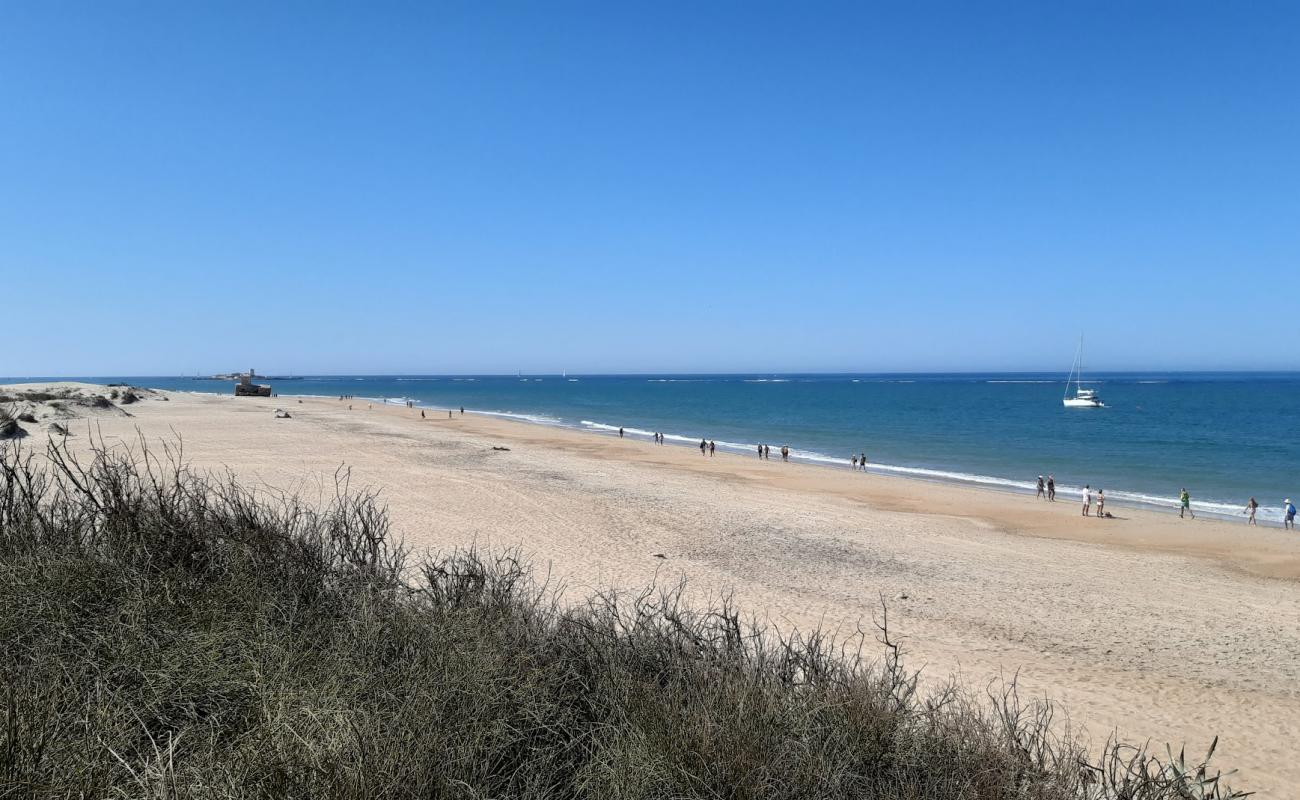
2;2;1296;375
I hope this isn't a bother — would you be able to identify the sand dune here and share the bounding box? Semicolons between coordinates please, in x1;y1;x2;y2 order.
5;384;1296;795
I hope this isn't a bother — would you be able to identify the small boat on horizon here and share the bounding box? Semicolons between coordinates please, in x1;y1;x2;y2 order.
1064;336;1103;408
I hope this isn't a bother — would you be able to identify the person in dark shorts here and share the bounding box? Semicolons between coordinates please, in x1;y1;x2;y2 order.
1047;475;1055;501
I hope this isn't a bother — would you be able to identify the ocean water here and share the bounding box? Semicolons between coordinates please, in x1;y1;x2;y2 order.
10;373;1299;525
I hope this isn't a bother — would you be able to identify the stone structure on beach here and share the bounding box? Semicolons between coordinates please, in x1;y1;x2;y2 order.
234;369;272;398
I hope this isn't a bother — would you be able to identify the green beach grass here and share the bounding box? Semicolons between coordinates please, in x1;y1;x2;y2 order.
0;436;1247;798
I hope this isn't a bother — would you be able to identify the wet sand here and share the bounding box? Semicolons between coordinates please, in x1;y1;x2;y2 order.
8;384;1298;795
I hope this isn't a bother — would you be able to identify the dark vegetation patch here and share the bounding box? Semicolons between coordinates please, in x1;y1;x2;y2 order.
0;407;23;439
15;390;59;402
0;438;1249;799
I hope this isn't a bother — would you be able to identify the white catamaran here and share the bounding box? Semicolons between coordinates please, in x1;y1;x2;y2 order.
1063;336;1103;408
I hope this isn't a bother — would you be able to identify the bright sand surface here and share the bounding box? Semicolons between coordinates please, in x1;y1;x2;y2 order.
7;384;1299;794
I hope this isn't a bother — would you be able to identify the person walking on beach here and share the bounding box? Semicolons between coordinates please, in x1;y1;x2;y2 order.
758;444;764;458
1096;489;1105;518
763;444;770;460
1285;499;1296;530
460;406;464;416
1245;497;1258;525
421;409;425;419
1047;475;1055;501
1082;485;1092;516
709;440;716;457
618;427;624;438
1036;476;1045;499
859;452;867;471
700;439;707;456
851;454;858;469
781;445;790;462
1179;488;1194;519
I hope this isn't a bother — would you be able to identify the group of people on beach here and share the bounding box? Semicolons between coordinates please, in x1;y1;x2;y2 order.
1035;475;1130;520
1036;474;1113;519
753;444;789;461
699;439;716;456
1032;473;1297;528
1082;485;1107;518
341;396;468;421
1240;497;1297;528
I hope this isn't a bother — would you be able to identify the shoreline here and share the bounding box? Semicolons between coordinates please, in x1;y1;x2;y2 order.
154;385;1289;528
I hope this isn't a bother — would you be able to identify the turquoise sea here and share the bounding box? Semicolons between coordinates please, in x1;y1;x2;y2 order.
9;373;1299;525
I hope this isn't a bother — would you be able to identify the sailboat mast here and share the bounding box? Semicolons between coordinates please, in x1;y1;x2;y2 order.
1065;337;1081;400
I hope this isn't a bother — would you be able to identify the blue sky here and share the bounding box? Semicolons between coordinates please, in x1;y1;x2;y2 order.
2;2;1296;375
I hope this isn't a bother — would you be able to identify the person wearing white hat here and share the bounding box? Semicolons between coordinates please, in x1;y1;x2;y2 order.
1285;499;1296;530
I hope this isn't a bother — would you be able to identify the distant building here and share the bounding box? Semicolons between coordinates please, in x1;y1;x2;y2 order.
234;368;271;397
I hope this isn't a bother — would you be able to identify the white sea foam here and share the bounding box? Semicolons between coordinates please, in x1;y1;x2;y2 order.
470;409;564;426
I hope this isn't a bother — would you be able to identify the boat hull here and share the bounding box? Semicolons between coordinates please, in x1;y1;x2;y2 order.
1063;397;1104;408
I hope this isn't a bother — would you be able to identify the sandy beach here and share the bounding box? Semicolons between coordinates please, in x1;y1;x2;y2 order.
5;383;1298;795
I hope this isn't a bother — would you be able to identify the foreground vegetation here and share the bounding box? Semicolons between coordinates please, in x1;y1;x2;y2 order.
0;437;1247;798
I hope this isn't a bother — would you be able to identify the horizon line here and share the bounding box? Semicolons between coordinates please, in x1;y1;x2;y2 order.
7;368;1300;380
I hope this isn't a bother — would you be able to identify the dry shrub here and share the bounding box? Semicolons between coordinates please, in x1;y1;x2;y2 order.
0;437;1251;799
